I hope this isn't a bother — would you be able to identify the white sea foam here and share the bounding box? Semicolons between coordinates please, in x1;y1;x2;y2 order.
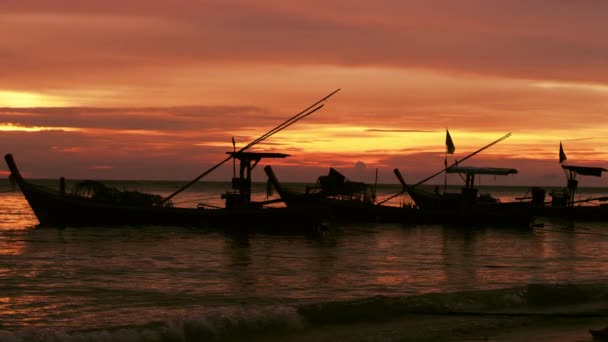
4;305;304;342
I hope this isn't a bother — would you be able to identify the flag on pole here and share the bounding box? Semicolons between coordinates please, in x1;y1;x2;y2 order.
559;141;567;164
446;129;455;154
232;136;236;148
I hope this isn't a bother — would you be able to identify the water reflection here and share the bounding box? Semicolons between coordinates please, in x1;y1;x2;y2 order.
441;228;476;291
2;198;608;330
0;193;38;230
224;235;254;296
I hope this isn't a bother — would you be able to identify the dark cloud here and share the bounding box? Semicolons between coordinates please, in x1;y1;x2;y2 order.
2;0;608;86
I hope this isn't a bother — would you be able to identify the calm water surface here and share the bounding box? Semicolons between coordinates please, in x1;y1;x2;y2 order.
1;182;608;336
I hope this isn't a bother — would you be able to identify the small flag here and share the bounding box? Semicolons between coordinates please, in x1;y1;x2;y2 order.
232;136;235;148
559;141;567;164
446;129;455;154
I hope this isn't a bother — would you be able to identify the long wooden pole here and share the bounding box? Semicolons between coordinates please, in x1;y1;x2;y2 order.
160;89;340;205
376;132;511;205
244;88;341;150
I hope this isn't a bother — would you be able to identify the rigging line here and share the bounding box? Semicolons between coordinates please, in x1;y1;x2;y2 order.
376;133;511;205
375;192;412;202
168;194;221;200
412;133;512;188
245;88;341;149
171;199;225;205
161;105;322;205
194;203;223;209
170;198;220;205
247;104;324;150
160;89;340;205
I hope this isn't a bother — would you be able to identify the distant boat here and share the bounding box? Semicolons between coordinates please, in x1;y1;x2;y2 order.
265;166;383;222
4;153;325;233
265;165;534;227
536;164;608;221
397;166;534;227
405;166;521;210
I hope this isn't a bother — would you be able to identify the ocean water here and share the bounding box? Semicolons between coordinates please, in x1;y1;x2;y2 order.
2;180;608;341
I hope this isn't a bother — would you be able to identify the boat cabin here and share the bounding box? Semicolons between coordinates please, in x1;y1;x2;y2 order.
445;166;517;204
223;151;289;209
305;168;374;203
447;166;518;188
552;165;607;207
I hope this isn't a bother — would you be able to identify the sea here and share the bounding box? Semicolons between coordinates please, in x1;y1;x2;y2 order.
2;179;608;341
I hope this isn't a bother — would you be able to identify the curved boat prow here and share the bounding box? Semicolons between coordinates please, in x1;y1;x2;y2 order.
4;154;25;185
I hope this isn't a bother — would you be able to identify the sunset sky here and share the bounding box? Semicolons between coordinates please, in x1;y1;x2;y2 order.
2;0;608;186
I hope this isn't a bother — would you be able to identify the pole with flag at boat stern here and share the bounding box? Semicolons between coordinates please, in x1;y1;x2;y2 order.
559;140;572;205
560;140;568;188
232;136;236;178
559;141;567;164
444;129;456;193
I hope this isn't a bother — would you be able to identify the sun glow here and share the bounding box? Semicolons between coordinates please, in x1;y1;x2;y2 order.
0;90;71;107
533;81;608;93
0;123;80;132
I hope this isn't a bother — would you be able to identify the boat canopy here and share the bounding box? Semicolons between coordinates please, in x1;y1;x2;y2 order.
227;152;290;160
446;166;518;175
562;165;607;177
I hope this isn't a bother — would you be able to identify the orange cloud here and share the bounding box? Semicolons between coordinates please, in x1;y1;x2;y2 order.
2;1;608;88
89;165;113;170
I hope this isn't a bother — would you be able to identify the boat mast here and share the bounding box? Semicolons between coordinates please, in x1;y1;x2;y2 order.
224;152;289;209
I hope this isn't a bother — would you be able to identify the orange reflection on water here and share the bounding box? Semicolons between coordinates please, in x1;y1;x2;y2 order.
0;194;38;229
0;193;37;256
0;237;25;256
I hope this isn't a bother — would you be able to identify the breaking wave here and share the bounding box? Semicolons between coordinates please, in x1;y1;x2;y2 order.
3;283;608;341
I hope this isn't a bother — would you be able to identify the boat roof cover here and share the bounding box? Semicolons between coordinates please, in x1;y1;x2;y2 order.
562;165;607;177
446;166;518;175
227;152;290;160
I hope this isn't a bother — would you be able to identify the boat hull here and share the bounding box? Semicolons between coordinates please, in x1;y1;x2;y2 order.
5;154;324;233
280;193;534;227
535;205;608;221
18;180;322;232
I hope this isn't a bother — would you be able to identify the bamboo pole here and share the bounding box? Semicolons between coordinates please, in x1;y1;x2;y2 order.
376;133;511;205
160;89;341;205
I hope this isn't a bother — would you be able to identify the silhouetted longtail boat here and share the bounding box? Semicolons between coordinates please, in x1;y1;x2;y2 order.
4;89;341;232
265;165;395;222
396;166;535;226
265;165;534;227
520;142;608;221
263;131;534;227
405;166;519;210
4;153;327;232
534;164;608;221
